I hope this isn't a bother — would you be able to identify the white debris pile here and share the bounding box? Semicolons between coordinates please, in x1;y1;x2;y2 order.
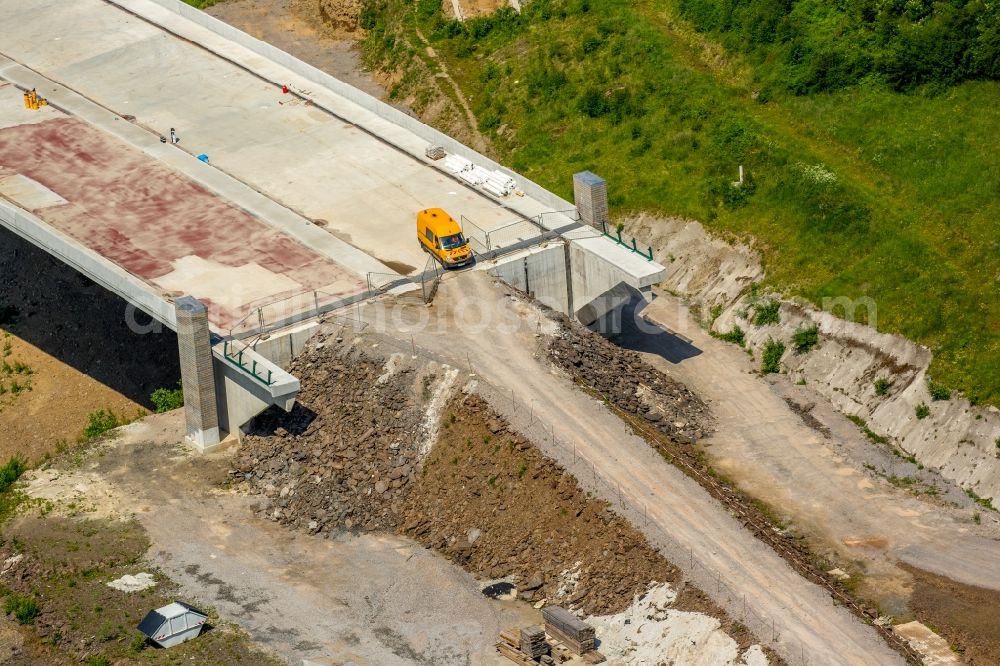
107;572;157;593
442;153;516;197
589;583;768;666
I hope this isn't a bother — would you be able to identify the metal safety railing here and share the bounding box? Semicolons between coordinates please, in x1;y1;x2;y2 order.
226;287;368;340
460;213;559;261
222;339;275;386
600;221;654;260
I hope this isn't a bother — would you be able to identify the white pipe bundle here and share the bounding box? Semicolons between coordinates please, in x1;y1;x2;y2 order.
483;169;516;197
440;154;517;197
444;154;473;174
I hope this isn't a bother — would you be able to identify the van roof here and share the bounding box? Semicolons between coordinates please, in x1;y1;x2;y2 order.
420;208;461;233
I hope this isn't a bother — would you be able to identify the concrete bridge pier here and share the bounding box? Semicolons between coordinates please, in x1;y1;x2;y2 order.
487;237;660;333
175;296;221;451
174;296;301;452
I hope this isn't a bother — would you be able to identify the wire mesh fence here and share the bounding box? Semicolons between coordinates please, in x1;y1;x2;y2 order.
485;218;553;255
461;214;557;260
461;215;490;257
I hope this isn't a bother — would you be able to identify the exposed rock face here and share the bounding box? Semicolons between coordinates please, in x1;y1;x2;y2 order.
318;0;363;33
546;316;711;444
623;214;1000;501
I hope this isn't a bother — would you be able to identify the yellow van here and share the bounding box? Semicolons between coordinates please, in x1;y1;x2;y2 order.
416;208;473;267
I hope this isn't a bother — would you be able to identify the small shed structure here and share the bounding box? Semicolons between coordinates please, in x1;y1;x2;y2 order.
137;601;208;648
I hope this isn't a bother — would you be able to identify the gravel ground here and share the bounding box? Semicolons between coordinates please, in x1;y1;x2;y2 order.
80;413;536;665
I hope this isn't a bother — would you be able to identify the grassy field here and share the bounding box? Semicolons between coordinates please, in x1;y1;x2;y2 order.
360;0;999;405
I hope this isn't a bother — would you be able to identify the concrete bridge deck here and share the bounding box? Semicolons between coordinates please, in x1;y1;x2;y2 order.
0;0;662;337
0;0;665;445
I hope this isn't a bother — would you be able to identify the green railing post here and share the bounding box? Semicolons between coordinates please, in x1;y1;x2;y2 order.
237;349;244;366
267;369;273;385
631;238;638;253
647;246;654;260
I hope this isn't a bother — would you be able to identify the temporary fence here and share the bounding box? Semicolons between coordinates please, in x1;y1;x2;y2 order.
460;214;560;261
226;287;369;339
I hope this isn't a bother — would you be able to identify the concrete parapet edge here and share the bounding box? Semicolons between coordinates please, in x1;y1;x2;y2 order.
0;198;176;327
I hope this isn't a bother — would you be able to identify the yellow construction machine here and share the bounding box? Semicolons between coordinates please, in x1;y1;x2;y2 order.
22;89;48;110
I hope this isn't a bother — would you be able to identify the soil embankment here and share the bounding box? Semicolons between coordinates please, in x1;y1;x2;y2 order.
229;327;773;660
205;0;384;98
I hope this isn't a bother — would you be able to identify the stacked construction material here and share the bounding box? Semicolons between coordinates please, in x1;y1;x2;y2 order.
542;606;595;655
484;170;517;197
425;144;446;160
497;628;537;666
444;154;473;174
520;625;549;659
461;165;493;186
439;153;518;197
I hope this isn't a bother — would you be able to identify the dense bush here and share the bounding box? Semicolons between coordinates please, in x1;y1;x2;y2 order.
792;324;819;353
715;325;746;346
927;380;951;401
151;382;184;413
0;457;25;493
761;337;785;373
5;593;39;625
81;409;122;441
753;300;781;326
874;377;893;397
676;0;1000;92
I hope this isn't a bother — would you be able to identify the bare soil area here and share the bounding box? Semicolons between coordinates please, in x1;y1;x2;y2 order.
19;413;538;665
0;514;282;665
363;272;907;664
0;228;179;463
902;564;1000;666
206;0;385;98
227;324;774;660
634;293;1000;663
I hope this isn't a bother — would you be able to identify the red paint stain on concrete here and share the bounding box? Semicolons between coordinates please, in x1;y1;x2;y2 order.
0;117;363;328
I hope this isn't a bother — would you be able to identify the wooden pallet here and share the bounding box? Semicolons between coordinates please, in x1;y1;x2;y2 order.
496;641;538;666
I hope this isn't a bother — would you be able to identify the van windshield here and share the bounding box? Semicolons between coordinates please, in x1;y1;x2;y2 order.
439;233;466;250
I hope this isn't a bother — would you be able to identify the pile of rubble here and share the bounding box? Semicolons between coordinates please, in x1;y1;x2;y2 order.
230;336;437;533
547;319;710;443
398;394;676;616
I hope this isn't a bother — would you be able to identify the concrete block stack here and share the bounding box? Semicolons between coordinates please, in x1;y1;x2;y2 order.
573;171;608;230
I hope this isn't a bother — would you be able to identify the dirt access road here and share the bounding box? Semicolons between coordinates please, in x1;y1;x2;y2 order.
50;411;534;665
362;271;902;665
632;295;1000;605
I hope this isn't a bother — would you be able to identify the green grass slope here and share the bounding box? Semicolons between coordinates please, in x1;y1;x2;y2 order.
361;0;999;405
